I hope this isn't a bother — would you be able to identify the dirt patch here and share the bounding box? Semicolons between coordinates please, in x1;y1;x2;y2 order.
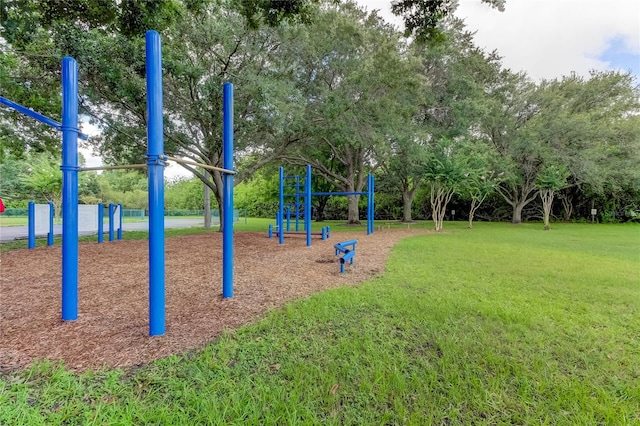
0;229;431;373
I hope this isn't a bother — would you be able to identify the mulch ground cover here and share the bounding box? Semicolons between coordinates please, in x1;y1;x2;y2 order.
0;229;430;373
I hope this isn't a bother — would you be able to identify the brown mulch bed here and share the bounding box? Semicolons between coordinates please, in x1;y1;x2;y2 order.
0;229;430;373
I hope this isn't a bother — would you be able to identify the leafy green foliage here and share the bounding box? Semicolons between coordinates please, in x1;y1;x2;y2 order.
391;0;505;43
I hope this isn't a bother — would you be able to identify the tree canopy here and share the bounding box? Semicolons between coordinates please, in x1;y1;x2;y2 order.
1;0;638;228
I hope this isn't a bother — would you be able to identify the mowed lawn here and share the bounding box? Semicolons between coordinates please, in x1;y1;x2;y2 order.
1;223;638;424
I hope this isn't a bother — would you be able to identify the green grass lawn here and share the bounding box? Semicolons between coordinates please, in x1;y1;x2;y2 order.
1;222;639;424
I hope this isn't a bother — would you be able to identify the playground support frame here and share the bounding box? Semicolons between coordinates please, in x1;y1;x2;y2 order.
276;165;374;246
4;30;235;336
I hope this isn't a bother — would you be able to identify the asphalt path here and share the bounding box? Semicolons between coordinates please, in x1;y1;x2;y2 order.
0;218;209;242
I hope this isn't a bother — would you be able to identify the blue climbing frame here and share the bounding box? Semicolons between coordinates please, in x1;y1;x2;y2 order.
275;165;374;246
0;30;236;337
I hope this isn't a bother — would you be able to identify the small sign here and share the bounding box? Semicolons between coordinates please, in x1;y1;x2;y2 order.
451;210;456;215
591;209;597;216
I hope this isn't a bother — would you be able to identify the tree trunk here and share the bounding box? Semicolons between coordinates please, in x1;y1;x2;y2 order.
512;202;526;224
540;189;555;230
430;182;454;232
468;199;477;229
316;196;329;222
496;183;538;225
560;194;573;221
346;194;361;225
212;170;224;232
203;171;211;229
401;188;416;222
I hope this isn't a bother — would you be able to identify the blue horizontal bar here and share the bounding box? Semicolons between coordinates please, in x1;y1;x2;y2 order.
312;191;368;196
0;96;89;140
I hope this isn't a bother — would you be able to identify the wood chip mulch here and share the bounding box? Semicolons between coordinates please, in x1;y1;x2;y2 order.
0;228;431;373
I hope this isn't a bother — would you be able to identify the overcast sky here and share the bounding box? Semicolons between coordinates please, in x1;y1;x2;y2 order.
360;0;640;80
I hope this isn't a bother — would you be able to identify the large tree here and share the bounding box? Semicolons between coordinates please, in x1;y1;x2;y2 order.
280;1;417;224
386;18;502;223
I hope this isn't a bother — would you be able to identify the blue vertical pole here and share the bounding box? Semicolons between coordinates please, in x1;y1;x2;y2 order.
146;30;165;336
222;81;234;298
367;174;372;235
306;164;311;247
61;56;79;321
279;166;284;245
28;201;35;249
108;203;115;241
97;203;104;243
371;175;375;234
268;223;273;238
118;203;123;240
295;176;300;232
48;202;54;246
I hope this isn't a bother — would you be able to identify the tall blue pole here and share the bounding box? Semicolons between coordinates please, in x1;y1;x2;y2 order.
61;56;79;321
367;174;372;235
306;164;312;247
108;203;115;241
370;175;375;234
28;201;35;249
222;81;234;298
48;202;54;246
98;203;104;243
118;203;123;240
279;167;284;245
295;176;300;232
146;30;165;336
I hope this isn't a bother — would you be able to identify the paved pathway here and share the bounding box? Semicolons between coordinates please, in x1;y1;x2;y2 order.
0;218;209;242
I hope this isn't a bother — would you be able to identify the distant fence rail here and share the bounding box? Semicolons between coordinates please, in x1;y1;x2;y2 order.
3;207;247;222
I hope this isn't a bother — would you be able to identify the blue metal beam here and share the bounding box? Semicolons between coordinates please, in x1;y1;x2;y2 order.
0;96;89;140
311;191;368;196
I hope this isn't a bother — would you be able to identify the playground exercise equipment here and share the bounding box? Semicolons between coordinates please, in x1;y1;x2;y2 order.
273;165;375;247
27;202;124;248
334;240;357;274
269;220;331;240
0;30;236;337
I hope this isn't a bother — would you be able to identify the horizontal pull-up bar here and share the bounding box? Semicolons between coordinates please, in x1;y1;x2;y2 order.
0;96;89;140
80;164;147;171
166;156;236;174
312;191;368;196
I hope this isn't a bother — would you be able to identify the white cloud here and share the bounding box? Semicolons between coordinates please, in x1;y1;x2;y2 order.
357;0;639;80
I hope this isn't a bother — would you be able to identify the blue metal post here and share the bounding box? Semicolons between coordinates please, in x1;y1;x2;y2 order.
295;176;300;232
28;201;35;249
268;223;273;238
367;174;372;235
61;56;79;321
98;203;104;243
222;81;234;298
146;30;165;336
322;227;326;240
48;202;54;246
279;166;284;245
118;203;123;240
370;175;375;234
306;164;312;247
108;203;115;241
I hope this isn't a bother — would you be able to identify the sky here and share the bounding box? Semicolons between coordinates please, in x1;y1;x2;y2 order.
84;0;640;177
361;0;640;81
